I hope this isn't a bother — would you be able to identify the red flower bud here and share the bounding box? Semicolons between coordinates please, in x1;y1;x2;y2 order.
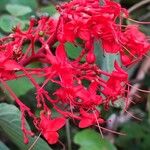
86;52;96;64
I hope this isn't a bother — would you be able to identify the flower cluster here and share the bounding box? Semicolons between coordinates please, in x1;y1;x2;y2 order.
0;0;149;145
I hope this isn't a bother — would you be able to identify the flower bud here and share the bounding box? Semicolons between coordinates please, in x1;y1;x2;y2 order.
39;31;45;37
121;54;131;66
86;52;96;64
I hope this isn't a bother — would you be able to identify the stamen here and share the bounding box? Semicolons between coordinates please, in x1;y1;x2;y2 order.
28;132;42;150
95;125;126;136
127;83;150;93
127;18;150;25
119;41;137;59
124;109;142;121
93;109;104;138
58;140;66;150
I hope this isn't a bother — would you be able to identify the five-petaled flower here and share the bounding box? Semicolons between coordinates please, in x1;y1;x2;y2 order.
39;113;66;144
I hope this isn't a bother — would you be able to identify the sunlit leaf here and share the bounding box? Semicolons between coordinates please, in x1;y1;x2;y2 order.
0;0;37;12
65;42;83;60
7;76;44;97
40;5;57;16
6;4;32;16
74;129;117;150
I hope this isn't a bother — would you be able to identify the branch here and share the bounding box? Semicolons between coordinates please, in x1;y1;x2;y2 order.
128;0;150;13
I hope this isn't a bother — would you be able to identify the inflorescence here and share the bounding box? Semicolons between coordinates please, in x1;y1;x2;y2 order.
0;0;150;145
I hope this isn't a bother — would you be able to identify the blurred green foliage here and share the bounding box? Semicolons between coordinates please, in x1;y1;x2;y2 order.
74;129;117;150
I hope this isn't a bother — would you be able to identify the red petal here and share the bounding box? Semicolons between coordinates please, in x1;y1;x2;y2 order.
65;30;75;42
98;118;104;124
47;117;66;132
59;69;74;86
78;29;90;41
44;131;59;144
79;118;93;128
56;44;67;63
46;53;57;64
76;88;90;102
102;40;120;53
86;52;96;64
3;60;21;70
39;115;50;131
64;22;76;41
0;52;7;63
64;22;75;30
80;109;90;118
89;82;98;94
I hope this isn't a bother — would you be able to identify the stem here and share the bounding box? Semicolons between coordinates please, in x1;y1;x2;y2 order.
93;110;104;138
127;18;150;25
95;125;126;136
28;132;42;150
0;79;25;107
20;16;61;66
124;109;142;121
66;119;72;150
127;83;150;93
20;53;45;66
128;0;150;13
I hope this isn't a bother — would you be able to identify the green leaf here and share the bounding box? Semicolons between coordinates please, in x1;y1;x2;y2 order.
94;41;103;67
94;42;120;73
0;141;10;150
0;15;25;33
65;42;83;60
7;76;44;97
74;129;117;150
6;4;32;16
0;0;37;12
0;32;4;38
10;0;37;10
0;103;52;150
0;0;10;11
7;78;35;97
94;41;120;81
40;5;57;16
102;53;120;73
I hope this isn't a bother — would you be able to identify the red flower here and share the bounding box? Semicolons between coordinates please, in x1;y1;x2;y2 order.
87;15;121;53
39;114;66;144
79;109;104;128
0;51;21;80
102;62;128;103
103;0;125;20
55;81;102;108
75;82;102;107
61;20;90;42
45;43;75;87
120;25;150;66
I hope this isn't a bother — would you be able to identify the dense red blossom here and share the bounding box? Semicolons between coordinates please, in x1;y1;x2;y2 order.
120;25;150;66
0;0;149;145
79;108;104;128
